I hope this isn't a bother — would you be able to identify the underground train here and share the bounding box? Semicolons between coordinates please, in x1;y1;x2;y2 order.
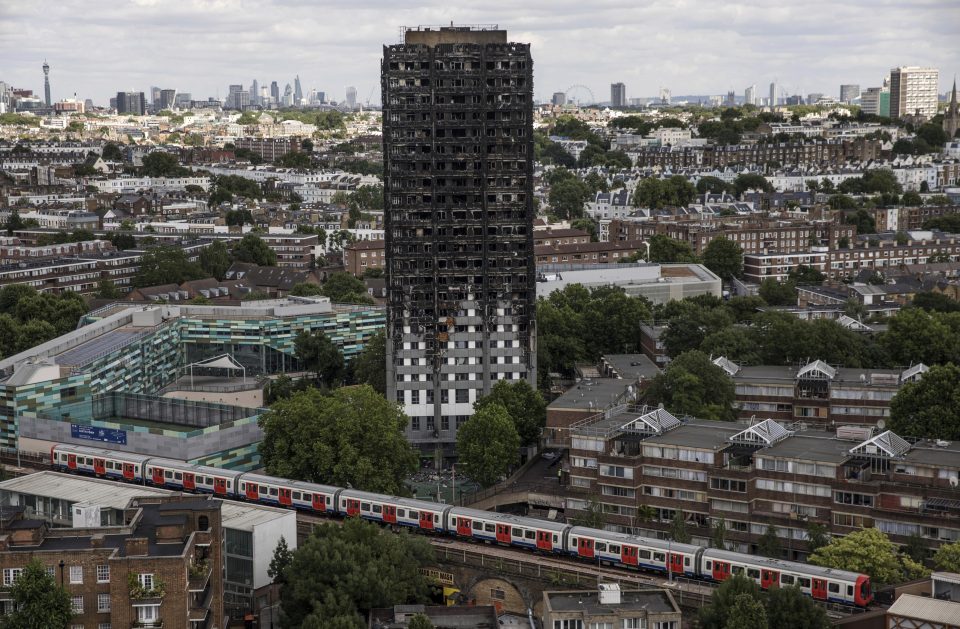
50;443;872;606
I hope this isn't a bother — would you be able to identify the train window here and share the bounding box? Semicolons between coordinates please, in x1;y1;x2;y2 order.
240;483;245;491
639;550;651;560
398;509;406;518
526;530;536;540
705;561;712;570
485;523;495;532
570;538;577;547
362;503;371;511
373;505;382;514
165;471;173;479
609;544;620;554
85;458;92;465
435;515;439;523
798;577;811;588
268;487;277;496
685;557;691;566
828;583;840;593
595;543;607;552
653;552;665;562
847;585;853;597
474;521;483;530
512;528;522;538
259;486;267;494
732;566;744;575
451;517;457;526
781;575;795;586
747;568;760;579
408;511;418;520
292;492;301;501
174;473;182;480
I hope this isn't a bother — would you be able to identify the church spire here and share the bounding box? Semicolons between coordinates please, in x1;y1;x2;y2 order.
945;77;959;140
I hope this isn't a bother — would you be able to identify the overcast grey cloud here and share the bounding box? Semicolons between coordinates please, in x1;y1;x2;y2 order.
1;0;958;105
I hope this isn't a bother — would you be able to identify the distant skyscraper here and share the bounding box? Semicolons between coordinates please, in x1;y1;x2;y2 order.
889;66;939;119
382;26;535;456
150;86;161;106
316;91;326;104
840;84;860;104
769;82;778;107
744;85;756;106
282;83;293;107
725;91;736;106
345;86;357;108
551;91;566;106
610;82;626;107
270;81;280;103
42;61;51;106
174;93;192;108
807;93;824;105
116;91;146;115
293;75;303;106
158;89;177;110
251;79;259;106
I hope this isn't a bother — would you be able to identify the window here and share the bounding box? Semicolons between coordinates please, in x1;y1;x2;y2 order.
553;622;583;629
137;605;159;624
98;592;111;612
781;574;795;586
97;564;110;582
623;620;645;629
138;573;154;590
828;582;840;593
69;565;83;584
71;595;83;613
490;588;506;600
2;568;22;586
99;624;112;629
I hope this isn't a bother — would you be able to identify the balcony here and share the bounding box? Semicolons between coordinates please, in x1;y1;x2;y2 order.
132;622;162;629
187;560;211;593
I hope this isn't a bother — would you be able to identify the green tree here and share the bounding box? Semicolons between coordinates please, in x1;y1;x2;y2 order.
294;330;345;387
242;290;272;301
669;510;691;543
697;574;762;629
572;495;607;529
570;217;599;242
757;524;782;558
788;264;826;285
901;191;923;206
352;330;386;395
275;151;312;169
642;350;736;421
702;236;743;281
711;516;727;549
198;240;232;281
882;308;960;366
101;142;124;161
765;586;830;629
809;527;929;586
474;380;546;447
733;173;773;196
290;282;324;297
321;272;373;304
902;533;930;564
890;363;960;439
133;245;205;287
96;279;123;299
456;403;521;487
806;522;830;554
758;278;797;306
548;175;591;219
280;519;433;628
232;234;277;266
648;234;698;263
108;231;137;250
258;386;418;494
697;176;734;195
225;209;254;227
933;539;960;573
3;559;73;629
727;593;767;629
845;208;877;234
140;151;189;177
912;292;960;313
268;536;293;583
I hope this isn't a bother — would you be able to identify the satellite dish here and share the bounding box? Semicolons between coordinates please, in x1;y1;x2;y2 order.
951;476;959;488
876;419;886;430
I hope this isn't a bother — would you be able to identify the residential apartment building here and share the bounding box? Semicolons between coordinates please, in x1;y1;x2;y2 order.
382;26;536;456
566;407;960;557
342;239;385;276
542;586;681;629
0;494;224;629
535;240;645;265
889;66;940;120
233;137;300;162
533;228;590;247
628;139;881;170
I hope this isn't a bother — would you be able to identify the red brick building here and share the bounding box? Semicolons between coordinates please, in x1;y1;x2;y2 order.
343;239;385;277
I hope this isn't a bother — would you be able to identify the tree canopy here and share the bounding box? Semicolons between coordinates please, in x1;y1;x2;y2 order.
268;535;293;583
198;240;232;281
351;330;386;395
232;234;277;266
933;539;960;573
294;330;345;388
633;176;696;209
698;575;829;629
134;245;205;287
890;363;960;440
280;519;433;628
141;151;190;177
642;350;736;421
473;379;546;447
808;527;929;586
702;236;743;282
456;403;521;487
321;272;374;305
547;169;591;219
2;559;73;629
647;234;698;263
258;386;419;495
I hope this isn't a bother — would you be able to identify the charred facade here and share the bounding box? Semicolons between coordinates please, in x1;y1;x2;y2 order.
382;27;536;455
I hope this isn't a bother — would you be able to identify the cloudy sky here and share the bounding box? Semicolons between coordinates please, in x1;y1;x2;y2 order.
2;0;958;106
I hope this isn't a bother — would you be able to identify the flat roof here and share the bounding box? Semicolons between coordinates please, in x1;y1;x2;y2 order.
545;589;677;615
759;434;853;464
548;379;634;412
642;421;739;450
602;354;660;381
904;442;960;469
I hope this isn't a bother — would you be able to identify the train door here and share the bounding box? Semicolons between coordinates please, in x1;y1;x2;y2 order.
122;463;135;481
93;458;106;476
761;569;780;589
67;454;77;470
621;545;638;566
183;473;195;491
536;530;553;551
811;578;828;600
278;487;292;507
213;478;227;495
712;561;731;581
312;493;325;512
346;499;360;517
419;511;434;530
245;482;259;500
152;467;164;485
457;517;472;537
577;537;595;558
669;553;685;575
495;524;511;544
382;505;397;524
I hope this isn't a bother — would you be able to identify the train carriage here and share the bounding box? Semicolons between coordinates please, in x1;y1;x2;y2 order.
144;458;242;496
51;444;151;482
337;490;451;532
701;548;872;606
237;473;339;513
567;527;702;577
447;507;568;552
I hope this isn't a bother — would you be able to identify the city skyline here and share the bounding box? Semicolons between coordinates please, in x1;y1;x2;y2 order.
2;0;958;107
